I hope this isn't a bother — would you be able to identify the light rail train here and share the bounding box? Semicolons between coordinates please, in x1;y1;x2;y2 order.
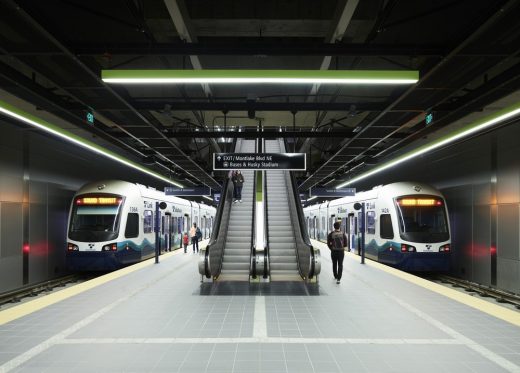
66;180;215;270
304;182;451;271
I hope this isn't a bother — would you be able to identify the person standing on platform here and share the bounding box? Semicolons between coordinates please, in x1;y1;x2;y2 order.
182;232;189;253
189;223;199;253
232;170;245;203
327;221;347;284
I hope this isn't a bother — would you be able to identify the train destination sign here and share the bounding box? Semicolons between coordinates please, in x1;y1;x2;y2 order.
309;187;356;197
213;153;306;170
164;186;211;196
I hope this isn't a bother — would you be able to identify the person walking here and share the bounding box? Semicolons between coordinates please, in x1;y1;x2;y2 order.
327;221;347;284
232;170;245;203
189;223;200;253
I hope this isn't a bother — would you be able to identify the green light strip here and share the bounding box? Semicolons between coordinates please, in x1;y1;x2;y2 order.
0;99;184;188
102;69;419;85
336;102;520;188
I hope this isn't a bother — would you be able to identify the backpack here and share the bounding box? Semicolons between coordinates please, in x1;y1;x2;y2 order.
329;231;346;250
196;227;202;239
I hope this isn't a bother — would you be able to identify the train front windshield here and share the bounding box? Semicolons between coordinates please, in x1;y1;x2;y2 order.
69;195;124;242
395;196;449;243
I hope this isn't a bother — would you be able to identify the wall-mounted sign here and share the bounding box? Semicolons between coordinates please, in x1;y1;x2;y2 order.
309;187;356;197
164;187;211;196
213;153;306;170
425;111;434;126
86;111;95;124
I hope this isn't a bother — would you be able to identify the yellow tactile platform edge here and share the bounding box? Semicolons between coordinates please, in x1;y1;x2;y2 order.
0;249;183;326
342;250;520;327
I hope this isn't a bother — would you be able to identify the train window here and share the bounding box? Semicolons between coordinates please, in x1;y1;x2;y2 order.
125;213;139;238
144;210;153;233
380;214;393;239
395;195;449;242
366;211;376;234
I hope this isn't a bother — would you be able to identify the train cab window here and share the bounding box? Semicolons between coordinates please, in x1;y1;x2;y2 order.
380;214;394;239
125;213;139;238
144;210;153;233
366;211;376;234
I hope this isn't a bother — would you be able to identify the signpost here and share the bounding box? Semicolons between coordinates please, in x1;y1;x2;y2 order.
309;187;356;197
213;153;305;170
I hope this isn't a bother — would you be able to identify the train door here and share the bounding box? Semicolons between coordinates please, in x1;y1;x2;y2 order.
329;214;336;233
171;216;177;249
184;214;190;233
163;213;172;252
313;216;317;239
348;213;356;253
202;216;207;239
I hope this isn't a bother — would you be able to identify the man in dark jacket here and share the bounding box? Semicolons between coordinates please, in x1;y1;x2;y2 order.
231;170;245;203
327;221;347;284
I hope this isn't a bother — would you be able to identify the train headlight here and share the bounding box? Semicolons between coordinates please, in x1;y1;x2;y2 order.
439;244;451;252
401;244;416;252
102;243;118;251
67;243;79;251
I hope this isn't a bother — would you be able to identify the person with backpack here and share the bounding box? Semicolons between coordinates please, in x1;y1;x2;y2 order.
327;221;348;284
189;223;201;253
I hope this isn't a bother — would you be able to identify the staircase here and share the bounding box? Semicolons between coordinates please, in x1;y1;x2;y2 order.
265;139;301;281
219;139;255;281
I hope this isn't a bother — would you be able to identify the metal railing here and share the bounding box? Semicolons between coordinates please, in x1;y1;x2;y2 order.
283;138;321;280
250;170;257;279
263;169;270;279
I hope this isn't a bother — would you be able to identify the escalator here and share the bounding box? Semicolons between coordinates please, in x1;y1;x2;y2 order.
199;139;256;281
264;139;320;282
219;139;256;280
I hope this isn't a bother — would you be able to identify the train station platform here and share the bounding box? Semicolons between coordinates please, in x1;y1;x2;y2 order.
1;240;520;373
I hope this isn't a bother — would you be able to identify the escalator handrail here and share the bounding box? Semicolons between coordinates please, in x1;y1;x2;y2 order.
250;169;257;278
282;138;316;279
202;177;231;277
263;169;270;279
201;138;237;278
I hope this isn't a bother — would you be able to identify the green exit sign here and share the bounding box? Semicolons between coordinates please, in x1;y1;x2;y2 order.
425;112;433;125
86;112;94;124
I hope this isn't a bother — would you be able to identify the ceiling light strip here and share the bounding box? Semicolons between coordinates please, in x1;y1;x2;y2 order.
101;69;419;85
336;102;520;188
0;100;183;188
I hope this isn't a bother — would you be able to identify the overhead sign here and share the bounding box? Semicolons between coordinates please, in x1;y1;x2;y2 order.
213;153;306;170
164;187;211;196
309;187;356;197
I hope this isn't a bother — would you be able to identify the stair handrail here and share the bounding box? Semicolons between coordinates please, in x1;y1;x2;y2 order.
282;138;320;280
198;138;237;279
263;169;270;279
250;170;257;279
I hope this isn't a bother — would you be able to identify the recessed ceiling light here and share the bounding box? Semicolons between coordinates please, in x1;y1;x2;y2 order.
102;69;419;85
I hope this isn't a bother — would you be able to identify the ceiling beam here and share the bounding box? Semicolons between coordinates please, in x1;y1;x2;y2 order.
69;43;444;57
161;131;407;139
163;0;212;97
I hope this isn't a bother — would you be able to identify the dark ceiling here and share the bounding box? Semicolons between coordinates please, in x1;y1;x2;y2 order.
1;0;520;193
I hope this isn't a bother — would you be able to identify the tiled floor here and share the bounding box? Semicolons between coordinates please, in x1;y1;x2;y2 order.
1;241;519;372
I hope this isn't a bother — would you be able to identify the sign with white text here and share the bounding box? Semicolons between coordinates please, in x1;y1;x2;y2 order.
309;187;356;197
213;153;306;170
